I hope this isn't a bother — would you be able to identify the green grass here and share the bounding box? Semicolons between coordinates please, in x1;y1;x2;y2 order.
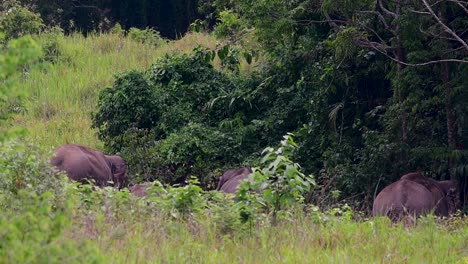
69;212;467;263
14;32;218;149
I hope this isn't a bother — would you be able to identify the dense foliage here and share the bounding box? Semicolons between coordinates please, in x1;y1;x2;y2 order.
205;0;468;208
91;0;468;210
92;49;260;187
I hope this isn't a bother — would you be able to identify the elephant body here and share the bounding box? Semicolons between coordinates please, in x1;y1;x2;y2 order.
51;144;128;189
372;172;459;221
216;167;252;194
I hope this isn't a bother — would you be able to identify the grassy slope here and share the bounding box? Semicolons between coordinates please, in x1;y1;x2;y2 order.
10;32;468;263
15;32;218;150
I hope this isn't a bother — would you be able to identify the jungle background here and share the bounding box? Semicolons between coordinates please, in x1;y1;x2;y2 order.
0;0;467;262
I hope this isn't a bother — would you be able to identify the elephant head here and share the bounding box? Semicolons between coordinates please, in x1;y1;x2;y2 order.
105;155;128;189
437;180;460;215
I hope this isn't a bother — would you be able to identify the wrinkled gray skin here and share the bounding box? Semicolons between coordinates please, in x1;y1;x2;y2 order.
129;183;148;197
51;144;128;189
372;172;459;221
216;167;253;194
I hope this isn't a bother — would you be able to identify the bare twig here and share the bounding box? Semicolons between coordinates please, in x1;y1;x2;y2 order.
410;9;431;15
296;19;349;25
454;0;468;14
363;37;468;65
378;0;397;18
421;0;468;52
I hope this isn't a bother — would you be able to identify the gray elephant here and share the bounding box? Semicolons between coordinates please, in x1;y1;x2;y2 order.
51;144;128;189
216;167;253;194
372;172;459;222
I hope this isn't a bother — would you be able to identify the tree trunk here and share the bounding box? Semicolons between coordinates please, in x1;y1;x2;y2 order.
394;1;408;143
438;4;465;207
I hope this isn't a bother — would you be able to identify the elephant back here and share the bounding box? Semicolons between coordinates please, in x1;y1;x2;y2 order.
217;167;252;194
373;179;434;221
373;172;461;221
400;172;450;216
51;144;113;186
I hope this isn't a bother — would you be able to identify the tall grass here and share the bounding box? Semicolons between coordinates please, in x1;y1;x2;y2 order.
14;32;218;149
70;211;467;263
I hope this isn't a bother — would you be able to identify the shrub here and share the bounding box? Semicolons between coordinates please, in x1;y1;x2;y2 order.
237;133;316;223
109;22;125;36
206;191;244;234
0;35;42;140
151;123;240;186
37;26;65;63
0;1;44;41
92;48;255;187
92;70;159;143
213;9;246;40
127;27;164;47
0;140;104;263
0;141;62;212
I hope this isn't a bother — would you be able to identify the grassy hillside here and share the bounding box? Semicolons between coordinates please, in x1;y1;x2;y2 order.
15;32;218;150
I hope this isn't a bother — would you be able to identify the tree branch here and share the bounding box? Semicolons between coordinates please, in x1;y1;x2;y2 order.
421;0;468;52
378;0;397;18
453;0;468;14
363;37;468;66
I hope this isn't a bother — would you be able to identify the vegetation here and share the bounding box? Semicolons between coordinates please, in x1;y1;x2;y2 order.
1;0;467;262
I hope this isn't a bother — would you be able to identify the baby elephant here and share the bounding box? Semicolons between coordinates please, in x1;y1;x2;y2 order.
51;144;128;189
372;172;459;222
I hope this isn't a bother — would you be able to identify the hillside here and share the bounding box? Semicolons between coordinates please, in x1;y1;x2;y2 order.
14;32;218;149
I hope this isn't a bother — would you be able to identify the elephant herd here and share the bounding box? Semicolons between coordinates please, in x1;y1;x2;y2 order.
50;144;461;222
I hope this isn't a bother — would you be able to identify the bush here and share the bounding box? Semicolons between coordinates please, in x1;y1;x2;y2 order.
37;26;65;64
0;1;44;41
237;133;315;223
92;48;256;187
151;123;240;186
0;140;104;263
92;70;159;143
213;9;246;40
0;190;104;263
109;23;125;36
127;27;164;47
0;35;42;140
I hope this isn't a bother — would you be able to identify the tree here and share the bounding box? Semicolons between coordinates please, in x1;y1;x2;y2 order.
212;0;467;208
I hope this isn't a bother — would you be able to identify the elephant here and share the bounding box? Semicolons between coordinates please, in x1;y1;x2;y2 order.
372;172;459;222
129;183;148;197
216;167;253;194
50;144;128;189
